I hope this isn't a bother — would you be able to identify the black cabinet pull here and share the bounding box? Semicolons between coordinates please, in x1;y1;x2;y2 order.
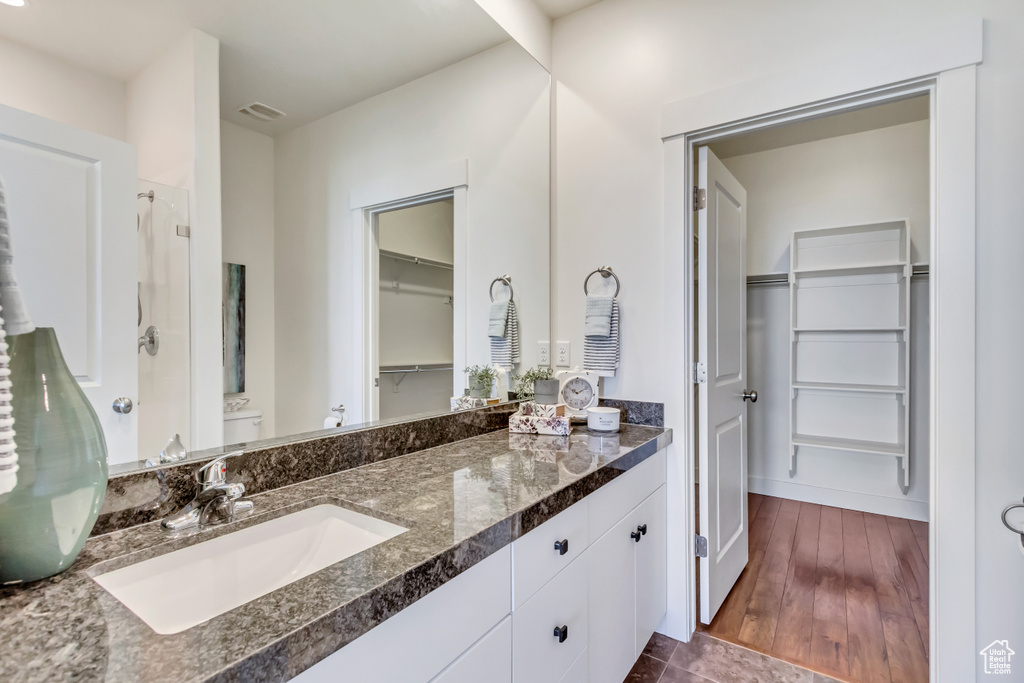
554;539;569;555
553;625;568;643
637;524;648;536
631;529;642;543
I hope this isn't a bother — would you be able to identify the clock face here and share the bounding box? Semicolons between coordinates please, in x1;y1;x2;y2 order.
562;377;595;410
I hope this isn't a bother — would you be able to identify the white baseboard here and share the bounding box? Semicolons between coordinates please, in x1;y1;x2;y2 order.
748;476;929;522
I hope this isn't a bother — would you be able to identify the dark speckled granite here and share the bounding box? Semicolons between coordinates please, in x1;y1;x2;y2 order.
599;398;665;427
95;403;519;536
0;424;671;683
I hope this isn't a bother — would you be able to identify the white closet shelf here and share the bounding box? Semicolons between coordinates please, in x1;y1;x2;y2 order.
791;434;905;457
793;326;907;334
792;262;908;278
789;220;911;494
792;381;906;394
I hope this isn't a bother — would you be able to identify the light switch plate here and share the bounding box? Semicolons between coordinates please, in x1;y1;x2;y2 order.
538;342;550;366
556;341;571;367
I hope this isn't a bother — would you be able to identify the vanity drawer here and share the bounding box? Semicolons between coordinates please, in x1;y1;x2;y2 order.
512;496;589;609
588;449;666;543
512;552;588;683
291;547;510;683
559;648;588;683
431;616;512;683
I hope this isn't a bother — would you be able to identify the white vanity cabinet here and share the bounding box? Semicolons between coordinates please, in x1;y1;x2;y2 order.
291;449;667;683
587;468;668;683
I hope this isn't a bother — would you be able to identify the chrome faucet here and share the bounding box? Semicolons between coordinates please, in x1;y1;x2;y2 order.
161;452;254;531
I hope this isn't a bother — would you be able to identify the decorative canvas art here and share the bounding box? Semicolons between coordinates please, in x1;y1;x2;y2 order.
223;263;245;393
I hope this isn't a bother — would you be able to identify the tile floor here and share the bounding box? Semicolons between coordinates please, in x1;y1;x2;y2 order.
625;631;845;683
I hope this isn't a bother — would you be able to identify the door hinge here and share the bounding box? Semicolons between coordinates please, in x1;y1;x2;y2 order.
695;534;708;558
693;186;706;211
176;224;190;238
693;361;707;384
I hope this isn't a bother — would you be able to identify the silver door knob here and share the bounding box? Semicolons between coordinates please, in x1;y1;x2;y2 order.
743;390;758;403
112;397;134;414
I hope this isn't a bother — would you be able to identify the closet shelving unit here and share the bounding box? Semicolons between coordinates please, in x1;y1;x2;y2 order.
788;220;911;493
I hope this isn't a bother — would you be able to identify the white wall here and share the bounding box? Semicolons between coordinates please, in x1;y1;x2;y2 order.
127;30;223;451
717;123;930;519
221;119;276;438
275;39;549;435
378;200;455;265
550;0;1024;663
0;37;126;141
723;120;931;273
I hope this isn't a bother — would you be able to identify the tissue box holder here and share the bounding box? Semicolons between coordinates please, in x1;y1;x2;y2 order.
518;401;565;418
509;412;570;436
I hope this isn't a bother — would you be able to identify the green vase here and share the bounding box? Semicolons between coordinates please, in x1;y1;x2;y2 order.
0;327;108;584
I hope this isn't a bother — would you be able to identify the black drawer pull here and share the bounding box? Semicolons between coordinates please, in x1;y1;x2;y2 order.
631;530;642;543
637;524;648;536
553;625;568;643
554;539;569;555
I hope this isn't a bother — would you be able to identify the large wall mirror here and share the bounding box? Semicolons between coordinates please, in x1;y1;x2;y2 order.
0;0;550;473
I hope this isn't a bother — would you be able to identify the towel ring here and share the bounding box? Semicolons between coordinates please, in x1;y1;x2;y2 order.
584;266;620;297
490;275;514;302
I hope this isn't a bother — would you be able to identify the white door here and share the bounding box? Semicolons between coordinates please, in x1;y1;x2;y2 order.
697;145;750;623
0;103;138;465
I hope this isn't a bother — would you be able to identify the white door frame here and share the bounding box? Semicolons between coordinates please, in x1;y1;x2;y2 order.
660;18;981;682
351;160;468;422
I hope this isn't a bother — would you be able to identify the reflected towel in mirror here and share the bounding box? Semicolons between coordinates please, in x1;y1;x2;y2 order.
489;300;520;369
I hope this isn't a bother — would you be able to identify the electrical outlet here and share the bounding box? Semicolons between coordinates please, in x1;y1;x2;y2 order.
538;342;550;366
556;341;571;367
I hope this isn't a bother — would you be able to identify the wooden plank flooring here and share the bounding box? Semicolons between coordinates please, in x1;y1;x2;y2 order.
704;494;929;682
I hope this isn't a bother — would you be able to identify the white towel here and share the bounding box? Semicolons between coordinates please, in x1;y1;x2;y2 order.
583;299;620;377
584;296;614;337
489;300;520;369
488;300;509;337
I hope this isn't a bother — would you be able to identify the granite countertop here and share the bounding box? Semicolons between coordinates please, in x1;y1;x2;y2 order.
0;424;672;683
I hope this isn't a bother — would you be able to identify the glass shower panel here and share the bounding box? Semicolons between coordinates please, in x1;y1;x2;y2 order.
137;180;191;463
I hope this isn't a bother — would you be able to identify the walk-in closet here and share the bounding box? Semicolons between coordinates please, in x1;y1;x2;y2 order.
695;95;931;683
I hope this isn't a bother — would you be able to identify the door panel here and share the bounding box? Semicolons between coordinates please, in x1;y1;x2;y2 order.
588;514;637;683
0;103;138;464
634;484;667;657
698;145;749;623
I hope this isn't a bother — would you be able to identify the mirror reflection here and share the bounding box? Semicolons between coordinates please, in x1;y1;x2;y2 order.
0;0;550;471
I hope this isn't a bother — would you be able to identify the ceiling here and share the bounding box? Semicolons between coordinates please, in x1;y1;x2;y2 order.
0;0;511;136
533;0;605;19
710;95;930;159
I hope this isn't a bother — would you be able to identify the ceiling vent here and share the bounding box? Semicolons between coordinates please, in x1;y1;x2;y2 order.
238;102;286;122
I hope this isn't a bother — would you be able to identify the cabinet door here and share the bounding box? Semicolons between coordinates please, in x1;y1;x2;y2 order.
634;485;667;656
587;513;637;683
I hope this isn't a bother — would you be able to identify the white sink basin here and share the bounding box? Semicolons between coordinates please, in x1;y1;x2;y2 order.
93;504;408;634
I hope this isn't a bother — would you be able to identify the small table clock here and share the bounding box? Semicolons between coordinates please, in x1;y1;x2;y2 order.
556;367;599;421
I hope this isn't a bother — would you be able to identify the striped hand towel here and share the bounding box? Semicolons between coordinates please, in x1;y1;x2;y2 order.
583;298;620;377
489;300;520;369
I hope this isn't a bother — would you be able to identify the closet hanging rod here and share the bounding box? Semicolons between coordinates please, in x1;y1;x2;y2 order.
380;250;454;271
746;264;931;287
379;364;454;375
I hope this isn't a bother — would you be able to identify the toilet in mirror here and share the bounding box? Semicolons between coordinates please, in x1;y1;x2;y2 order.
0;0;551;473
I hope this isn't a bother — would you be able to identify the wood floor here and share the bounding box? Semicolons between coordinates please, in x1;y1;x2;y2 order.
702;494;929;683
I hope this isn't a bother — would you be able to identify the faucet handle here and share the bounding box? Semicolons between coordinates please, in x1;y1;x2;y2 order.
196;451;243;489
